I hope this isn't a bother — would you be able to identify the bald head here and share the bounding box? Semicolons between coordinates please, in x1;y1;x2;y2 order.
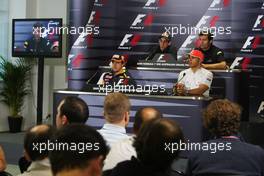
30;124;50;133
24;124;56;161
133;107;162;134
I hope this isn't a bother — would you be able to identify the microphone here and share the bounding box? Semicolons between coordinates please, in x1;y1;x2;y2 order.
172;72;186;95
177;72;186;84
86;70;99;85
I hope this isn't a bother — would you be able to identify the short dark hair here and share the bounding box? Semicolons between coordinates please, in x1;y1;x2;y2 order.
24;125;56;161
199;30;213;41
134;118;184;172
133;107;162;133
59;96;89;124
203;99;241;137
49;124;109;175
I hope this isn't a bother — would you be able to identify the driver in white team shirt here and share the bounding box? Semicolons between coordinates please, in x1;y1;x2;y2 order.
174;49;213;96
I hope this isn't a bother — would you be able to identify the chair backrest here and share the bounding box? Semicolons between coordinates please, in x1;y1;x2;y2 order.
196;174;245;176
171;169;186;176
0;171;13;176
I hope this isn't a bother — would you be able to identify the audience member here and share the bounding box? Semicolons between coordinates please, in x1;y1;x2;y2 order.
98;93;131;147
49;124;109;176
19;96;89;173
56;96;89;128
18;124;55;176
103;107;162;171
0;145;6;172
186;99;264;175
108;118;184;176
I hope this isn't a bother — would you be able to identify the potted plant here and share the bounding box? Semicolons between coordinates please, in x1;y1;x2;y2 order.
0;56;31;133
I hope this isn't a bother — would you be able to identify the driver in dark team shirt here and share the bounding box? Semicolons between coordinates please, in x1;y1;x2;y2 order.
145;32;177;60
24;23;51;53
196;31;227;70
97;55;135;86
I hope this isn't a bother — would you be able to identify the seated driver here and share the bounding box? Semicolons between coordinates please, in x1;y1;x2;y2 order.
97;55;135;86
174;49;213;97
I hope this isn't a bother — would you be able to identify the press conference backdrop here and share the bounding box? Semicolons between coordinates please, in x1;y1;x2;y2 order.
67;0;264;121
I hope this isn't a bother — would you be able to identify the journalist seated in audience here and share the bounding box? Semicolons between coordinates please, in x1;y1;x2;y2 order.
55;96;89;128
19;96;89;173
98;92;131;147
49;124;109;176
108;118;184;176
186;99;264;176
0;145;6;172
103;107;162;171
18;124;56;176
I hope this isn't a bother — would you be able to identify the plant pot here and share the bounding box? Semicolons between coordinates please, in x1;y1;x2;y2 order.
8;116;23;133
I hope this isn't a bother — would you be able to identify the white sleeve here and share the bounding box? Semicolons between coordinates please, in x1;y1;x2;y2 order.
201;71;213;88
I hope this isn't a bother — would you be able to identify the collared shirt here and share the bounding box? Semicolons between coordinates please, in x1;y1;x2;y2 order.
97;68;135;86
98;124;129;147
178;67;213;96
103;136;136;171
196;45;225;64
17;158;52;176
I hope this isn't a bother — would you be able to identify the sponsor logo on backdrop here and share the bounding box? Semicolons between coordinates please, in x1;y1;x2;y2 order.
230;57;251;70
72;32;96;48
67;54;75;68
87;11;101;26
130;14;154;30
181;36;196;49
252;15;264;31
118;34;141;50
143;0;166;10
241;36;261;52
94;0;107;7
257;101;264;118
262;2;264;9
209;0;231;11
176;15;231;51
156;54;169;62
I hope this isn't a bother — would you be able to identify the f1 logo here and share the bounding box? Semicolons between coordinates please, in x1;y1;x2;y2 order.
74;32;88;45
120;34;133;46
145;0;156;6
156;54;165;62
197;16;211;28
242;36;261;50
257;101;264;114
253;15;264;28
132;14;146;26
88;11;96;24
182;36;196;48
210;0;230;8
230;57;243;69
210;0;221;8
242;36;254;49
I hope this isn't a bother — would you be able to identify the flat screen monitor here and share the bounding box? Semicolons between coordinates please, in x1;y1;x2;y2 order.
12;18;62;58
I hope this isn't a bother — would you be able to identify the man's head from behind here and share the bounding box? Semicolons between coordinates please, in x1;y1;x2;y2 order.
203;99;241;137
103;92;131;127
49;124;109;176
134;118;184;172
24;124;56;162
133;107;163;135
56;96;89;128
